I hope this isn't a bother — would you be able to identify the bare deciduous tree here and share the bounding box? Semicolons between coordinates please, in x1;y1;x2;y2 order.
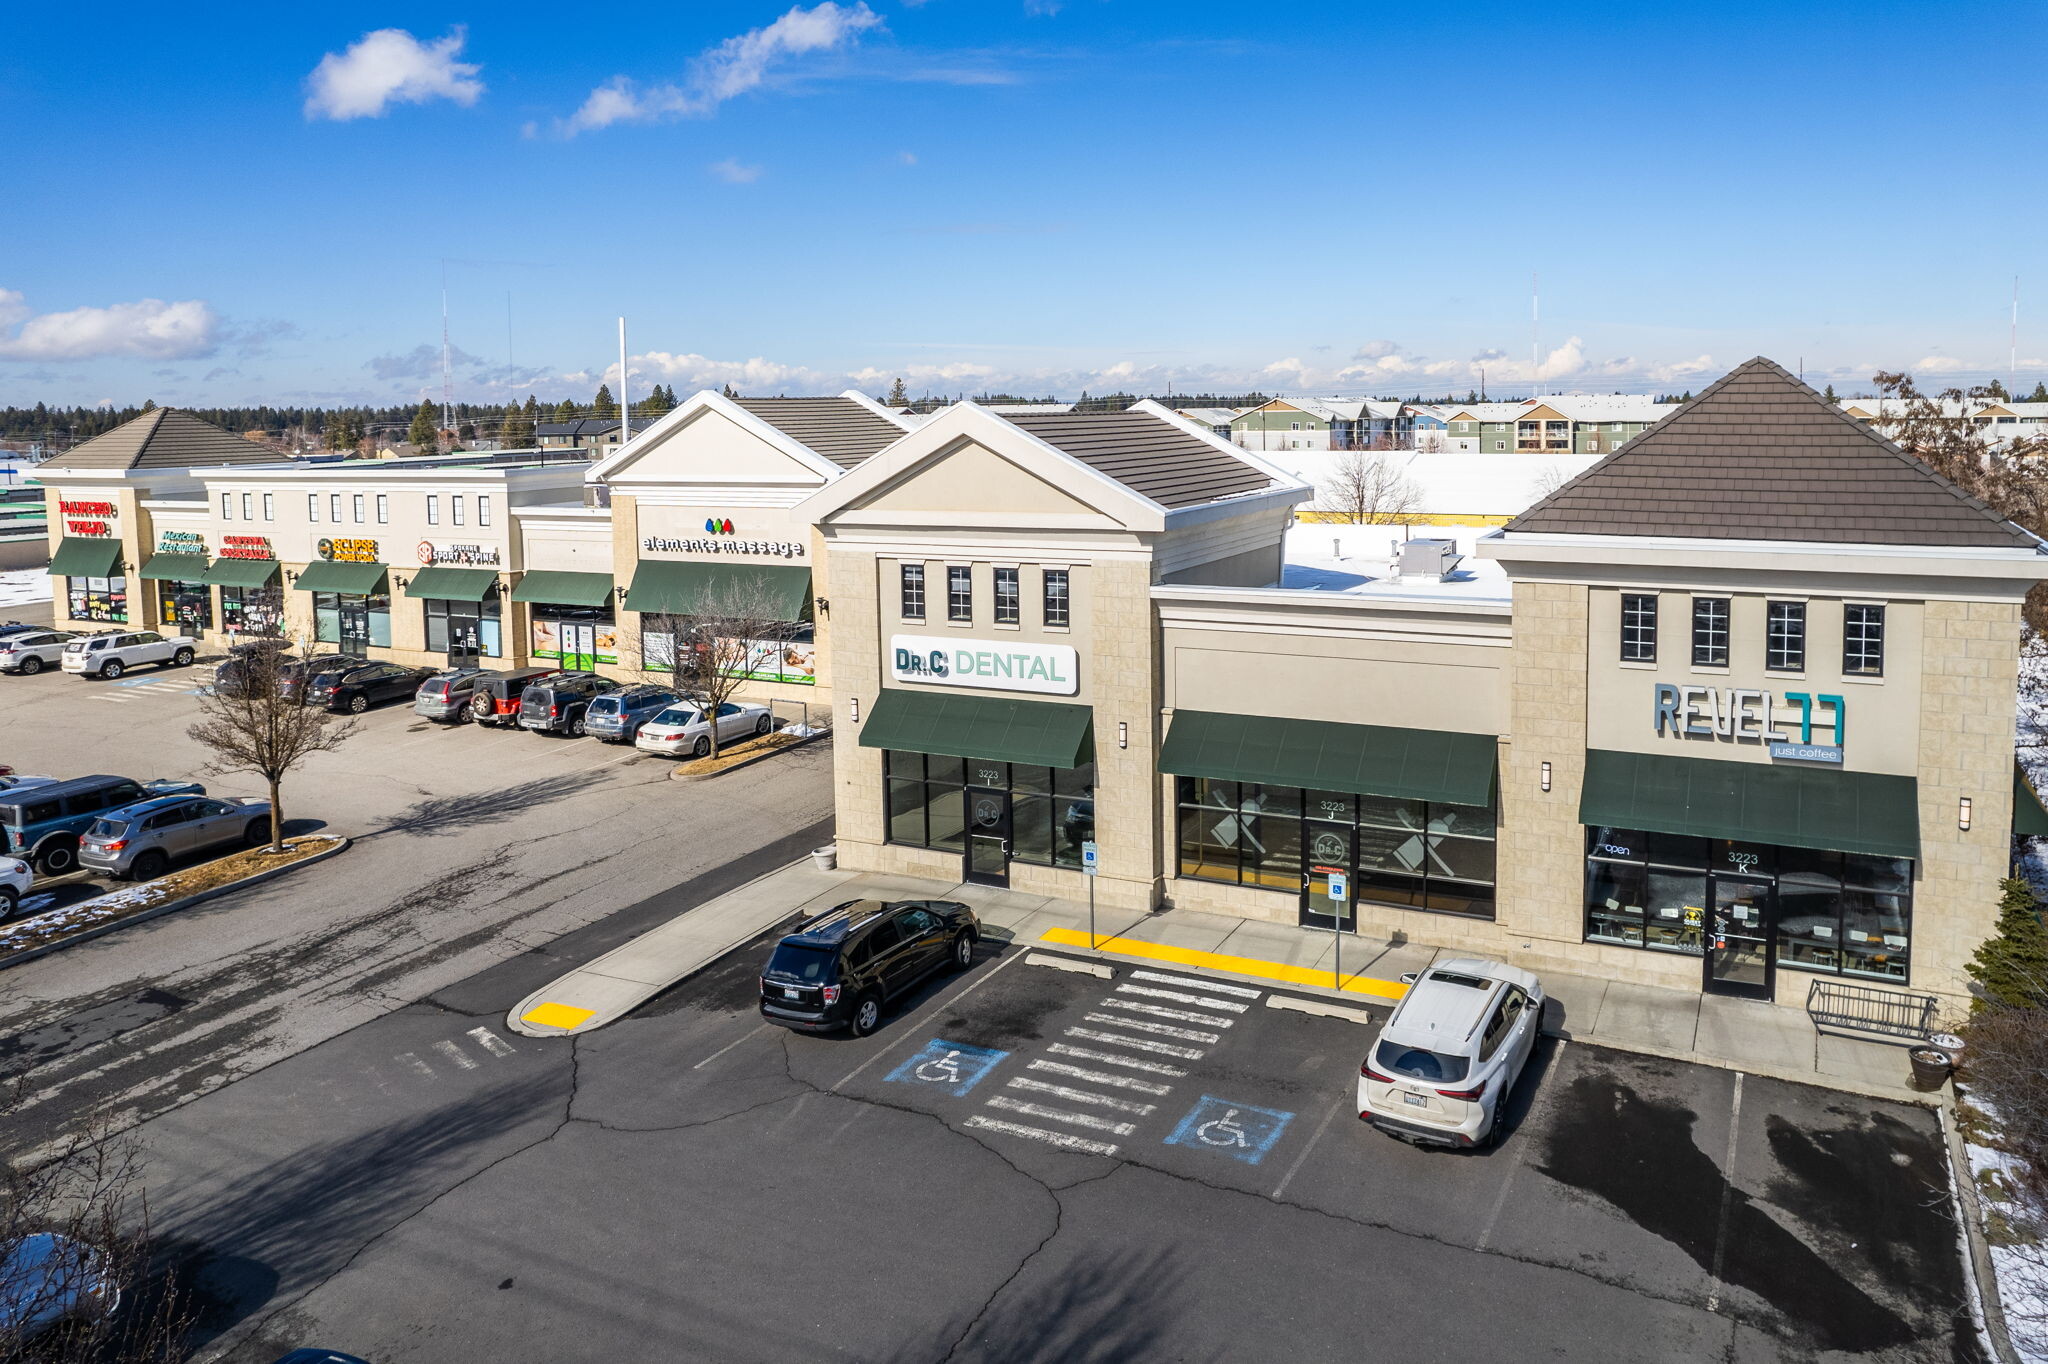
1315;449;1423;524
185;647;357;853
637;573;798;759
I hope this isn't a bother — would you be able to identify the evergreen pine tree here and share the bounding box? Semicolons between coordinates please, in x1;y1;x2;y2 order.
721;383;739;400
1987;379;2010;401
407;400;439;451
141;398;157;412
1968;876;2048;1010
553;399;577;423
524;394;542;420
592;384;617;418
2029;381;2048;402
887;377;908;405
1823;383;1837;403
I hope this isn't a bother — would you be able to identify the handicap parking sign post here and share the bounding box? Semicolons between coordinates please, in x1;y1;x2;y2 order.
1164;1095;1295;1166
1081;840;1099;947
1319;866;1349;989
884;1038;1008;1098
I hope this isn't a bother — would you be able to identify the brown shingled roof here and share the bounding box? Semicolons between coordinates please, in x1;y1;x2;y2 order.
39;408;291;473
1505;357;2037;549
733;397;906;469
1004;409;1274;509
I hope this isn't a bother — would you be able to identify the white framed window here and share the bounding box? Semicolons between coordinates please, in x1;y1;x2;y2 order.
478;494;491;527
308;493;319;521
451;495;465;526
220;492;231;519
1289;421;1301;431
240;492;253;520
1767;600;1806;672
1691;597;1730;668
1844;604;1885;676
1621;594;1657;662
426;494;440;526
262;493;273;521
329;493;342;522
375;493;388;524
1494;439;1506;450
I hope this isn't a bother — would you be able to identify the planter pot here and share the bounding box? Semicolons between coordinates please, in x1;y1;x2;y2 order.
810;845;838;872
1908;1046;1955;1092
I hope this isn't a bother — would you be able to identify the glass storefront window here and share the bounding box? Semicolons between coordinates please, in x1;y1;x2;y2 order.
157;580;212;632
1174;777;1496;920
1582;828;1913;980
221;583;284;635
424;596;502;657
884;749;1091;868
68;576;127;624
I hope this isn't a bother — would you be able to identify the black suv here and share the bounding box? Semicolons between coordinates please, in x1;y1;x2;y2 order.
759;898;981;1037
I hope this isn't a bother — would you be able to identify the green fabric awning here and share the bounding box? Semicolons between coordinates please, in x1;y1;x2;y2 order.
205;556;280;588
2015;762;2048;837
625;560;812;621
292;560;389;594
47;537;121;578
1158;710;1497;808
137;553;211;582
405;566;500;601
511;570;614;606
859;689;1093;770
1580;749;1919;860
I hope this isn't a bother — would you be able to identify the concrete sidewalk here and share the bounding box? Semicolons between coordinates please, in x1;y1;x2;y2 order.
508;858;1931;1101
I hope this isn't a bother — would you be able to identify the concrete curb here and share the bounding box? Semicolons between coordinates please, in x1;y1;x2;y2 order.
1943;1103;2025;1364
667;728;832;783
0;836;352;971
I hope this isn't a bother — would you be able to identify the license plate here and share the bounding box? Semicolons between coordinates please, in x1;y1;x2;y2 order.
783;988;799;1000
1402;1091;1427;1107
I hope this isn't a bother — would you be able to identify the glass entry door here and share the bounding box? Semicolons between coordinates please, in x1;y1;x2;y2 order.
964;787;1011;887
1705;877;1774;999
1300;823;1355;931
559;622;597;671
337;599;370;653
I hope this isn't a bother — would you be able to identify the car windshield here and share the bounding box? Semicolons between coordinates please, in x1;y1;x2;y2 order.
586;697;619;713
1375;1039;1470;1084
652;707;700;726
765;942;835;982
87;818;129;838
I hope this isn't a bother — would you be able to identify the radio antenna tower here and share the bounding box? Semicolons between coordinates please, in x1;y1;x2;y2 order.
440;261;454;434
2012;276;2021;387
1530;272;1540;398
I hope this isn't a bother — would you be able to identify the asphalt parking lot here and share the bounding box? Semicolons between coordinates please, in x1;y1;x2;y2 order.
137;916;1975;1364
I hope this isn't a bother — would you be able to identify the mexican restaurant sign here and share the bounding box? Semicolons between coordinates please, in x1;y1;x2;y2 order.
219;534;275;560
156;530;207;556
317;537;380;563
890;634;1078;696
59;499;117;537
1652;682;1845;763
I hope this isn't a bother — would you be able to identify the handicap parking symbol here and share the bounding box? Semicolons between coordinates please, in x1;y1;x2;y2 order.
884;1038;1009;1097
1164;1095;1295;1165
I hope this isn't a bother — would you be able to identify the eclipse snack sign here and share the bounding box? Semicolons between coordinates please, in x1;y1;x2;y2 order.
890;634;1078;696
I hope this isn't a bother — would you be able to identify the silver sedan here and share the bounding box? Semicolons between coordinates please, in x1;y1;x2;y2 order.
633;701;773;758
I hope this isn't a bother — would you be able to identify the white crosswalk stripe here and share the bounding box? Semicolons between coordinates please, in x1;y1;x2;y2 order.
1131;970;1261;998
984;1094;1136;1137
432;1039;477;1071
1081;1012;1221;1044
1065;1025;1206;1059
1006;1076;1157;1115
466;1027;515;1057
963;1115;1119;1156
1115;983;1250;1013
1097;997;1239;1027
1028;1059;1173;1095
1046;1042;1189;1077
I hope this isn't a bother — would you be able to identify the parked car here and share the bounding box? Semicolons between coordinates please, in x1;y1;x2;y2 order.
278;654;367;703
61;629;198;679
0;775;206;875
79;794;273;881
306;662;435;714
1358;958;1545;1149
0;621;45;641
466;667;559;727
634;700;773;758
759;898;980;1037
515;673;620;736
0;1233;118;1342
212;638;294;696
412;668;490;723
582;685;681;743
0;854;30;919
0;773;57;793
0;629;78;675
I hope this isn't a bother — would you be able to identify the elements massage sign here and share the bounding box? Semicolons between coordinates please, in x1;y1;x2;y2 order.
890;633;1078;696
1652;682;1846;763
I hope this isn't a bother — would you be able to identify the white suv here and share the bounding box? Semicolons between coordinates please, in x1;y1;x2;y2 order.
0;629;78;675
1358;958;1544;1149
61;630;199;679
0;854;31;919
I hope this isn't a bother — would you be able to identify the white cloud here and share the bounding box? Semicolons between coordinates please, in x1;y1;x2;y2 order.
304;28;484;121
709;158;764;184
896;150;918;166
562;2;882;135
1914;353;1971;374
0;289;220;362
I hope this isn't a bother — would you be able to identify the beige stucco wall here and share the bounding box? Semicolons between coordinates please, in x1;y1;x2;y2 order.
860;441;1103;519
1161;626;1507;735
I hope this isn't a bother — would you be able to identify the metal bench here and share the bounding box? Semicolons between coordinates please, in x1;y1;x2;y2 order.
1805;979;1939;1042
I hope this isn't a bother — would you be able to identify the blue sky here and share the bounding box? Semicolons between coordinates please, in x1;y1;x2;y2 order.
3;0;2045;409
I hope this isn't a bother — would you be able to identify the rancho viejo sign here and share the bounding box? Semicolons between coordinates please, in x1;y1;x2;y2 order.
59;499;117;537
1653;682;1845;763
890;634;1078;696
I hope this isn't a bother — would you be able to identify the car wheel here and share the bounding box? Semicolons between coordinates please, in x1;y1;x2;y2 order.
35;840;78;876
1484;1096;1508;1149
754;714;771;735
849;992;883;1038
17;655;40;675
245;819;272;848
951;932;975;971
173;647;195;666
346;694;369;714
129;850;170;882
101;659;124;679
0;887;16;920
692;736;711;758
470;695;494;724
570;714;586;737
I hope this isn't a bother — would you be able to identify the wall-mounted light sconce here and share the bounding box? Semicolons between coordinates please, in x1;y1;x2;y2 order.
815;596;830;616
614;585;629;604
283;569;299;585
849;696;860;724
1959;796;1973;831
390;573;410;592
1540;761;1552;793
1117;721;1129;750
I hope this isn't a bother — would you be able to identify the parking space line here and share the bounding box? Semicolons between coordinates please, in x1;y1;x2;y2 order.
984;1094;1137;1137
1130;970;1260;999
1705;1072;1745;1312
1474;1039;1569;1253
1114;984;1250;1014
830;946;1029;1093
1028;1059;1173;1095
963;1115;1119;1157
693;1022;772;1071
1270;1094;1348;1200
1005;1077;1156;1116
1080;1013;1220;1045
1096;998;1239;1028
1064;1027;1205;1060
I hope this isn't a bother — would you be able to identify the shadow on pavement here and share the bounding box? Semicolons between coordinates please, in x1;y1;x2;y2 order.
888;1246;1206;1364
365;771;609;840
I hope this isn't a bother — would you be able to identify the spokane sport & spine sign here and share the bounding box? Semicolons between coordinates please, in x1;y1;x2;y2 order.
890;634;1078;696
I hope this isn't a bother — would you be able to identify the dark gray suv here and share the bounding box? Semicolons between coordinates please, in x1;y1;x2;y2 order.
516;673;619;736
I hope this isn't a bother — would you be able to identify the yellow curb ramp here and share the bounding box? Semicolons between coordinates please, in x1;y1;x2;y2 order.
1036;926;1409;1001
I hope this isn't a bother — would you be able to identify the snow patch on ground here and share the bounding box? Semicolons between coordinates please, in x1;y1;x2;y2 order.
0;569;51;608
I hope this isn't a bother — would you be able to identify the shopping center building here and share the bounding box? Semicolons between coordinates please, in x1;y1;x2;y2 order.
37;359;2048;1011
